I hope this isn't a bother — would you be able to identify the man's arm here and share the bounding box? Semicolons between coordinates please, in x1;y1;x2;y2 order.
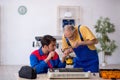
44;51;55;63
72;25;98;48
57;57;66;68
53;52;66;68
73;39;98;48
80;39;98;45
30;54;48;74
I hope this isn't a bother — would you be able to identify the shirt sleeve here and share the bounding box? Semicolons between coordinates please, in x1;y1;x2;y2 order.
30;54;48;74
58;62;66;68
62;35;69;51
57;58;66;68
80;26;96;40
53;52;66;68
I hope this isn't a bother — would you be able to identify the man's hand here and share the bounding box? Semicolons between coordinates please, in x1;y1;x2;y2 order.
47;51;55;59
44;51;55;63
63;48;73;56
62;48;73;63
61;52;68;63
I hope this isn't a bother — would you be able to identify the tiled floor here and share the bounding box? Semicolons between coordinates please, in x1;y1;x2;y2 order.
0;65;21;80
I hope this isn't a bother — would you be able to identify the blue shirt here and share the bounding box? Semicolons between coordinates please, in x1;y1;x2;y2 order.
30;47;66;74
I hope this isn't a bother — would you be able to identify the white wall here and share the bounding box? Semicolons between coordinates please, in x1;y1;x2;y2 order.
0;0;120;65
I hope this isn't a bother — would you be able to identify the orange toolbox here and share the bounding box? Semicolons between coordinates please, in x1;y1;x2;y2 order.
99;69;120;79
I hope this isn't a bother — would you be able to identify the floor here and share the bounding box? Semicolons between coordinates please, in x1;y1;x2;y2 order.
0;64;120;80
0;65;73;80
0;65;21;80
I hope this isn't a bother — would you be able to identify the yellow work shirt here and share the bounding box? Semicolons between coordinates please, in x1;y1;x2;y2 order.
62;25;97;51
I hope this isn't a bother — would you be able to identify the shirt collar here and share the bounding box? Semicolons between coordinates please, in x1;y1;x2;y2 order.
39;47;44;56
39;47;48;56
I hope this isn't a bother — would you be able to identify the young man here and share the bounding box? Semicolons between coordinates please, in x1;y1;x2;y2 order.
30;35;67;74
62;25;99;72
